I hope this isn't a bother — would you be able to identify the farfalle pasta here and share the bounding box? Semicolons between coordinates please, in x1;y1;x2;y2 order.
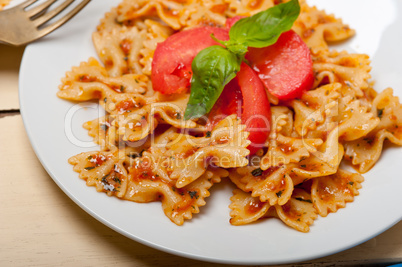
59;0;402;232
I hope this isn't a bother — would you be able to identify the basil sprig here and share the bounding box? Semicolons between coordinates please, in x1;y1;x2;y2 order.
184;0;300;120
227;0;300;49
185;46;241;119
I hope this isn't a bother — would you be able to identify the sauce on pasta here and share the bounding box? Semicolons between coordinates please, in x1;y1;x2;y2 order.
58;0;402;232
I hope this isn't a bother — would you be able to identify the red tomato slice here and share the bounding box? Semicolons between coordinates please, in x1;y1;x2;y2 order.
225;16;245;29
206;78;243;129
237;63;271;154
207;63;271;155
246;30;314;100
151;27;229;94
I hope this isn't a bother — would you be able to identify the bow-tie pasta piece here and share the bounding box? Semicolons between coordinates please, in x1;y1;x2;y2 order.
288;126;344;185
96;6;147;33
116;0;185;30
344;88;402;172
293;1;355;53
229;189;271;225
311;169;364;217
336;95;380;141
93;26;147;77
291;83;341;138
57;58;148;101
229;187;318;232
165;168;228;225
182;4;227;29
273;188;318;233
69;151;128;198
261;134;323;169
312;50;371;97
115;0;235;30
240;165;294;206
110;94;197;143
169;116;251;188
140;20;174;75
270;106;295;137
125;160;227;225
83;116;119;151
224;0;275;17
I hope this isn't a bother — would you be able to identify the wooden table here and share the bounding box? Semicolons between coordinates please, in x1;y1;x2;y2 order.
1;43;401;267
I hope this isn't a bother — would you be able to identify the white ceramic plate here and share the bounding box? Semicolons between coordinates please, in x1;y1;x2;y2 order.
20;0;402;265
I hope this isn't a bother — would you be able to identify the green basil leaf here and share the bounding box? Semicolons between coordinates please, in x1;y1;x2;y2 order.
184;45;241;120
228;0;300;48
226;42;249;56
211;33;248;57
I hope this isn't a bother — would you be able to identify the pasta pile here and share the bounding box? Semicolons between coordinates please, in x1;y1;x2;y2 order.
58;0;402;232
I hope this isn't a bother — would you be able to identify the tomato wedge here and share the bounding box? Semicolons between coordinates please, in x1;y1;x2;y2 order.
246;30;314;100
207;63;271;155
225;16;245;29
206;78;243;129
151;27;229;94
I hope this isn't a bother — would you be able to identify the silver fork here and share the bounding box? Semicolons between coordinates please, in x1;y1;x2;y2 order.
0;0;91;46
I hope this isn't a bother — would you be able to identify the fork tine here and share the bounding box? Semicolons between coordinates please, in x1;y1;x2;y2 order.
33;0;75;27
17;0;39;8
37;0;90;37
25;0;58;18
